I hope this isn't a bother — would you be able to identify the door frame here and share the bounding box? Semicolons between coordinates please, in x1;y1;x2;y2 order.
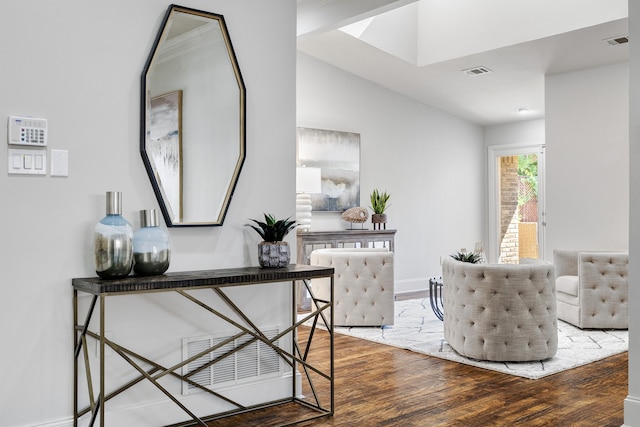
487;144;546;264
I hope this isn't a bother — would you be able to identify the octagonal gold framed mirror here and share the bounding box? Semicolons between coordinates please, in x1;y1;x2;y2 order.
141;4;246;226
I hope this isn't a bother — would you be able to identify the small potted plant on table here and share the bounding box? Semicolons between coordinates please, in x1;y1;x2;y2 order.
370;189;390;230
247;214;297;268
450;249;482;264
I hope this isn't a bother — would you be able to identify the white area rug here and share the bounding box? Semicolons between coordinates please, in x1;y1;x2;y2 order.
329;298;628;379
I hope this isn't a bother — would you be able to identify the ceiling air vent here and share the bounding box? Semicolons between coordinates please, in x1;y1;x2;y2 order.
462;66;492;76
603;35;629;46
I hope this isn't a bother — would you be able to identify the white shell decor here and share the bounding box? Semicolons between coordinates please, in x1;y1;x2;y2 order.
342;207;369;223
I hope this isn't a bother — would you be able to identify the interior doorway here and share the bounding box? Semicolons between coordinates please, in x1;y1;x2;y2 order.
487;145;545;264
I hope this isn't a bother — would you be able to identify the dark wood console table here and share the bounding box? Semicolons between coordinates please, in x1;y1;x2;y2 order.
72;265;334;426
296;229;396;265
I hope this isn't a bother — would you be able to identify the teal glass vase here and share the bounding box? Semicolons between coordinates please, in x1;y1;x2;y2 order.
94;191;133;279
133;209;171;276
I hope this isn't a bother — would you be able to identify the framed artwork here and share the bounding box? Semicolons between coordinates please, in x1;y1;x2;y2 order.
149;90;183;219
296;127;360;212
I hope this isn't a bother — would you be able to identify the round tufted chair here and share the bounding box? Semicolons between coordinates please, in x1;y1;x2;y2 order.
442;258;557;362
309;248;394;326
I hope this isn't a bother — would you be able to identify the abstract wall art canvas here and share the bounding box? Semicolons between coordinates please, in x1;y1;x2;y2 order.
296;127;360;212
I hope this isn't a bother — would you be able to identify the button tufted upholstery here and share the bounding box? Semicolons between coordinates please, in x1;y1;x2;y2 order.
309;248;394;326
554;250;628;329
442;258;557;362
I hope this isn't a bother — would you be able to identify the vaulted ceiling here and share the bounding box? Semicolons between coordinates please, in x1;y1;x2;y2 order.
297;0;629;126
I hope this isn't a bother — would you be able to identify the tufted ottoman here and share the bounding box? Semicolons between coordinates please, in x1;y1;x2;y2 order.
442;258;557;362
309;248;394;326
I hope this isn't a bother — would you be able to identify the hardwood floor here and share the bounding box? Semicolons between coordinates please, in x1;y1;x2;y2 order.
303;333;627;427
203;292;626;426
204;325;627;426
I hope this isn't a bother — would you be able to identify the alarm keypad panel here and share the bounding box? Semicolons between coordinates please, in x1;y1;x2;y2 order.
8;116;48;146
7;115;49;175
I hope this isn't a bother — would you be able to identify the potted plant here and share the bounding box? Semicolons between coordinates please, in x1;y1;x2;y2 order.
450;250;482;264
369;189;390;229
247;214;297;268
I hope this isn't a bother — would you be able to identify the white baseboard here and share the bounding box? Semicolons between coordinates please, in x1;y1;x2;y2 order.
27;373;297;427
395;277;429;294
395;274;443;295
623;394;640;426
23;417;73;427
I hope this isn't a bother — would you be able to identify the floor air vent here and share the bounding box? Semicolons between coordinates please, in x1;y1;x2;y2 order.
182;328;281;395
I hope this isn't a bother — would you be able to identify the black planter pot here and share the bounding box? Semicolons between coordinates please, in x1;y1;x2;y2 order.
258;241;291;268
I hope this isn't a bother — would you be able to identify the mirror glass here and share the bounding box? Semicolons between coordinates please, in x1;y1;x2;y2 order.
141;5;246;226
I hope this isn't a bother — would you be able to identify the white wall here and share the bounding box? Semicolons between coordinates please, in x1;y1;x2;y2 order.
297;53;484;293
626;2;640;425
0;1;296;426
484;119;545;148
545;62;629;258
542;60;632;423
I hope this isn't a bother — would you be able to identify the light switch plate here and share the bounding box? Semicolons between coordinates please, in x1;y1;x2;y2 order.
8;148;47;175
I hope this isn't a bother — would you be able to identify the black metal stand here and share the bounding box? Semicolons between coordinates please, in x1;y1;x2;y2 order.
429;276;444;321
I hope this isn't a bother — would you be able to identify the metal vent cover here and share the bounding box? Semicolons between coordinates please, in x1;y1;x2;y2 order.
462;66;492;76
603;35;629;46
182;328;282;395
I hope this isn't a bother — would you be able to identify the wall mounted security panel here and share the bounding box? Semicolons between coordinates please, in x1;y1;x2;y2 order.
8;115;48;146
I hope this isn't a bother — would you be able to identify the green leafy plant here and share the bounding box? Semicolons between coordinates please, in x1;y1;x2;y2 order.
450;250;482;264
370;189;391;214
247;214;296;242
518;154;538;195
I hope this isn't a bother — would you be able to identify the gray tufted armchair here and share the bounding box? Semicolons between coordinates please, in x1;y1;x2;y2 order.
554;250;629;329
309;248;394;326
442;258;557;362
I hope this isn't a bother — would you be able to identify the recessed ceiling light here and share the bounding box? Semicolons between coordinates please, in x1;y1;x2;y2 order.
518;108;531;114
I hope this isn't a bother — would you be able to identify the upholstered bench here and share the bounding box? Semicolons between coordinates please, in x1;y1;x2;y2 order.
442;258;557;362
309;248;394;326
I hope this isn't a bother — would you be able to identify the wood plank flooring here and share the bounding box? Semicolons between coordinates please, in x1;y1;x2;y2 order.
203;325;627;426
202;292;627;426
312;333;627;427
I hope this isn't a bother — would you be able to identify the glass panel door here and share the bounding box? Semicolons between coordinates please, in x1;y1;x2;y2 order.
488;145;545;264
